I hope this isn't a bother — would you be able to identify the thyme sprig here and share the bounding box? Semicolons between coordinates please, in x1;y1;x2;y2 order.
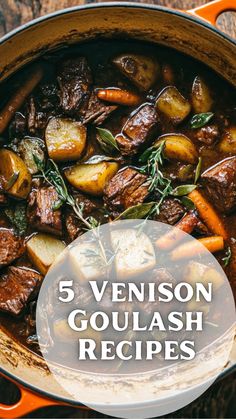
139;141;173;215
139;141;167;193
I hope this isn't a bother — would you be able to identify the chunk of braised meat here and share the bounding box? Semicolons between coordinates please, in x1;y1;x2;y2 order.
140;268;176;316
27;185;62;235
27;97;48;134
38;83;59;111
57;57;92;114
0;228;24;268
193;125;219;145
104;167;149;215
201;156;236;213
0;266;42;315
9;112;26;139
155;198;184;225
65;193;96;241
194;218;210;236
82;90;117;125
116;104;160;155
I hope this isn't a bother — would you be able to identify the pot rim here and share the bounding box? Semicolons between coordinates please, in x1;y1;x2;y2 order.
1;358;235;408
0;363;226;409
0;1;236;50
0;1;236;406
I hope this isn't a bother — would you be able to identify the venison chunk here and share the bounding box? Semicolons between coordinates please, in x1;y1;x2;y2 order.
104;167;149;215
155;198;184;225
27;186;62;235
0;266;42;315
0;228;24;267
116;104;160;155
65;193;96;241
82;90;117;125
193;125;219;145
27;97;48;134
57;57;92;113
201;157;236;213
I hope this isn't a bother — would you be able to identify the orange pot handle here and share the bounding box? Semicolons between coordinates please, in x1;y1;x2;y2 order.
0;374;89;419
188;0;236;26
0;386;59;419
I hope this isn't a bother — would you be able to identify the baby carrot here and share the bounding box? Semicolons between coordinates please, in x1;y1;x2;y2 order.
188;189;228;240
0;63;44;134
171;235;224;260
97;88;141;106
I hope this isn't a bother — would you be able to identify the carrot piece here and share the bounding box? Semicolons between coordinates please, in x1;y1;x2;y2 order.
171;236;224;260
188;189;228;240
156;212;198;250
0;63;44;134
97;88;141;106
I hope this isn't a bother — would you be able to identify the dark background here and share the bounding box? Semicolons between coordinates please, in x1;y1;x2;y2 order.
0;0;235;417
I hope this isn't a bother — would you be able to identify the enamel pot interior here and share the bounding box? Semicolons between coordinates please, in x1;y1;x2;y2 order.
0;2;236;405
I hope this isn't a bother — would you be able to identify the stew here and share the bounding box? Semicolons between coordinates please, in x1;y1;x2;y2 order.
0;40;235;355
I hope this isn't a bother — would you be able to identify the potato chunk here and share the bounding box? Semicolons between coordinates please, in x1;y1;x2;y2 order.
111;229;156;280
156;86;191;124
155;134;198;164
53;318;101;344
69;242;108;282
64;162;119;196
113;54;160;91
27;233;66;275
0;149;31;199
218;127;236;153
184;261;224;290
45;117;86;162
191;76;213;113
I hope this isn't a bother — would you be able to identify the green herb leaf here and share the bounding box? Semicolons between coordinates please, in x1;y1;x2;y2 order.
96;128;120;154
5;203;27;236
5;171;19;190
85;155;119;164
33;153;45;172
87;216;100;229
171;184;197;197
45;159;69;203
180;196;196;210
194;157;202;184
116;202;156;220
139;146;156;164
190;112;214;129
52;199;64;210
222;246;232;267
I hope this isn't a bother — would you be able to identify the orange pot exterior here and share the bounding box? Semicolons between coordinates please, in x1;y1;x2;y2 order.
0;0;235;417
188;0;236;26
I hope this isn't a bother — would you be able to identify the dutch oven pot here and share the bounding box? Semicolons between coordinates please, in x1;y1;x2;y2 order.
0;0;236;417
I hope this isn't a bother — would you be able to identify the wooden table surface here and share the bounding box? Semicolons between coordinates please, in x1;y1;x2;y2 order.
0;0;235;417
0;0;236;38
